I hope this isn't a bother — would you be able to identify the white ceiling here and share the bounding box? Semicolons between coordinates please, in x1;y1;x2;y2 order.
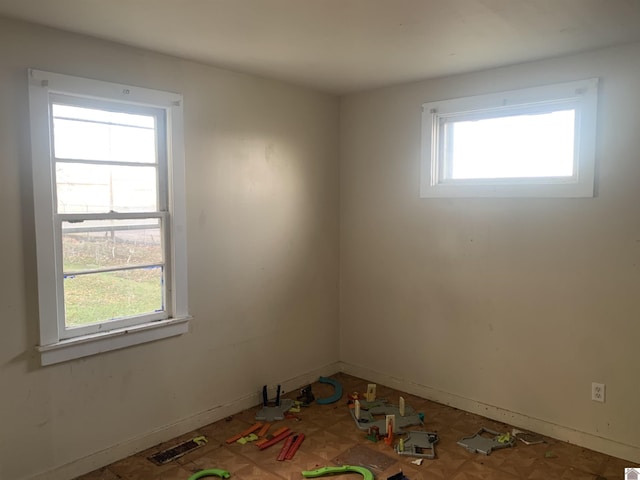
1;0;640;94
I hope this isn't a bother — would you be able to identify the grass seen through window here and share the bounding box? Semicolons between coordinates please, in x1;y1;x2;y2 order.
63;234;163;327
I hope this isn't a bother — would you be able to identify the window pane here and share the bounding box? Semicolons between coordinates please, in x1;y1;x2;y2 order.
63;219;162;273
52;104;156;163
53;104;155;128
64;267;164;328
447;109;575;180
56;163;157;213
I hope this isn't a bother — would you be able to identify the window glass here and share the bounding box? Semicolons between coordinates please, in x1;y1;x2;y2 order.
64;267;164;328
52;104;156;163
51;101;166;331
56;163;158;213
62;219;163;273
445;109;575;180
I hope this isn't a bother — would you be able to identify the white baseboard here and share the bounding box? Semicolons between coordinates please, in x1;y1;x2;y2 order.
29;361;342;480
340;361;640;463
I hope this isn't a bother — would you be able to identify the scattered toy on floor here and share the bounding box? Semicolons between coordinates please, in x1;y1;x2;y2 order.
255;427;291;449
366;425;381;442
302;465;374;480
276;433;305;461
255;385;294;421
257;423;271;437
396;431;439;459
316;376;343;404
384;415;394;446
512;428;544;445
297;384;315;405
457;427;515;455
365;383;376;402
225;423;262;444
350;398;423;434
236;433;258;445
187;469;231;479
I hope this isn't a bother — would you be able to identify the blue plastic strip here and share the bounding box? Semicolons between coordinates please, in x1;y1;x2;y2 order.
316;376;343;405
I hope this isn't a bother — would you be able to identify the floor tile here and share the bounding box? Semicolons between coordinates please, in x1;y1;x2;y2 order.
76;374;633;480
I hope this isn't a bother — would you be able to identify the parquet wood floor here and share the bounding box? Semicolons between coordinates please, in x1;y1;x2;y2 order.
77;373;633;480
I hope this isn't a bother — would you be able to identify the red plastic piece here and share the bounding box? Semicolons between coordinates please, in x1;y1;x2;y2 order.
255;426;289;447
384;419;394;446
276;435;295;461
257;423;272;437
258;428;292;450
284;433;305;460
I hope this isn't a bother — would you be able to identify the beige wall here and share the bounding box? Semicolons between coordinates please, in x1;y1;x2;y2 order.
340;42;640;461
0;17;339;480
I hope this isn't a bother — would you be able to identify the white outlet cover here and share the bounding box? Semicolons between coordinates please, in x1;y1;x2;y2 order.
592;382;605;402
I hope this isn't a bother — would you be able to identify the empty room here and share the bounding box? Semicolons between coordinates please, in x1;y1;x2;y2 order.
0;1;639;479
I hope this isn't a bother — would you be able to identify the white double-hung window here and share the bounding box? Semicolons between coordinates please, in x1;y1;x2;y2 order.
28;70;190;365
420;78;599;198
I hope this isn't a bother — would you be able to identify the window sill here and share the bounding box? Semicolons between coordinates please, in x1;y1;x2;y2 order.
421;180;594;198
36;316;191;366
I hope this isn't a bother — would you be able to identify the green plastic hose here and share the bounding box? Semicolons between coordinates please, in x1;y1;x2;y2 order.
301;465;374;480
187;468;231;479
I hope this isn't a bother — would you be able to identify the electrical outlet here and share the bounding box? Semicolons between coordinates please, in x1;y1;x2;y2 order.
592;382;605;402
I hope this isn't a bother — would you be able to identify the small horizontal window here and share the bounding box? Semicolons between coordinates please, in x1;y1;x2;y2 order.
420;78;598;198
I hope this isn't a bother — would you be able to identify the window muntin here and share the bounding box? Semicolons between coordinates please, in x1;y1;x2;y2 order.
421;79;598;198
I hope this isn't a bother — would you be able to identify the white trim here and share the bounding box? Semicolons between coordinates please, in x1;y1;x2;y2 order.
26;361;341;480
29;71;63;346
341;361;640;463
420;78;599;198
29;69;181;107
28;69;190;363
37;316;191;366
166;99;189;318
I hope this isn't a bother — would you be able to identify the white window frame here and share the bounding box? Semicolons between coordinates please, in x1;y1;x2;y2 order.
28;69;191;365
420;78;599;198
